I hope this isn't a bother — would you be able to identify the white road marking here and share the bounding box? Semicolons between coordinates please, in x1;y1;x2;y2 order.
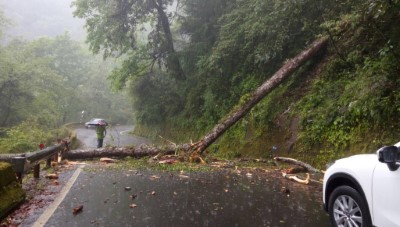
32;166;83;227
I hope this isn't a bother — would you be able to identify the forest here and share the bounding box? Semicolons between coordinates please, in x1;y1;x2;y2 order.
1;0;400;167
0;15;132;153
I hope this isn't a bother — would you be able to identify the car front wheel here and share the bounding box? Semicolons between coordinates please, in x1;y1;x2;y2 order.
328;185;372;227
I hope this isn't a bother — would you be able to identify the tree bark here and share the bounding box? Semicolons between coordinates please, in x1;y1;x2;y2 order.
274;157;322;173
192;37;329;154
153;0;186;80
62;144;175;160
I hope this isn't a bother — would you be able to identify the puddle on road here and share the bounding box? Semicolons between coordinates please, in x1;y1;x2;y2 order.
45;169;329;227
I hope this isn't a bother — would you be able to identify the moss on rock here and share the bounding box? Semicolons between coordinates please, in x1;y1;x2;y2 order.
0;162;18;188
0;162;25;220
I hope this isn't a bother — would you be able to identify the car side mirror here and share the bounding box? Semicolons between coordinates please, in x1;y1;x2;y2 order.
378;146;400;171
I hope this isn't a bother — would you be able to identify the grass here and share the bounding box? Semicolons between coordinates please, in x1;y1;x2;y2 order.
76;154;283;176
108;156;214;173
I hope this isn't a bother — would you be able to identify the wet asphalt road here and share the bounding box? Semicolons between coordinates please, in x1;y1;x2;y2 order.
75;125;150;148
44;169;329;227
25;126;330;227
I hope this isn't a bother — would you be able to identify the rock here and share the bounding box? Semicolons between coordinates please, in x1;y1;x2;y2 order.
0;162;26;220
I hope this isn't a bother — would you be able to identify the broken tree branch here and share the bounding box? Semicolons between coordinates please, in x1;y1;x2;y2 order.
274;157;322;173
282;172;310;185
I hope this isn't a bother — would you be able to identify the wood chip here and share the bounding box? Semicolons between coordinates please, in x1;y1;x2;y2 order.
45;174;59;179
72;205;83;215
100;158;117;163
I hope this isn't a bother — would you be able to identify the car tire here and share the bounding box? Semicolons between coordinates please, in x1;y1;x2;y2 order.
328;185;372;227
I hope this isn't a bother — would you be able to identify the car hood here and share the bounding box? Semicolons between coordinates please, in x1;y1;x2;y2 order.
327;154;379;177
334;154;378;167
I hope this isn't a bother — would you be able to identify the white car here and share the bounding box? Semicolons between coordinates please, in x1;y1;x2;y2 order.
323;143;400;227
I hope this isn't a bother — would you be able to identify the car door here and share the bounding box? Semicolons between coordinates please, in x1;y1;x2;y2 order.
372;162;400;226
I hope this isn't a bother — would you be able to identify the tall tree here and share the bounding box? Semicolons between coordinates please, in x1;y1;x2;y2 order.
72;0;185;80
0;39;64;127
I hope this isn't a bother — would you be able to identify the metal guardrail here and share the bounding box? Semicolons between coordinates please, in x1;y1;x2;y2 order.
0;143;66;183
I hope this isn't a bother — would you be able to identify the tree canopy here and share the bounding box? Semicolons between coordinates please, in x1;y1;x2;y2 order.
73;0;185;80
73;0;400;164
0;30;132;152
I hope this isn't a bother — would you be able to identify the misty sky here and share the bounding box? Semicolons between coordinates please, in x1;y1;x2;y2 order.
0;0;85;42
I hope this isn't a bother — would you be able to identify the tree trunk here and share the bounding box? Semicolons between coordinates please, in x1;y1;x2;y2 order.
62;144;175;160
153;0;186;80
191;37;329;154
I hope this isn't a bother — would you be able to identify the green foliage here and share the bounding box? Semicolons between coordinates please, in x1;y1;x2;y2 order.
296;2;400;161
0;31;133;138
159;0;364;140
73;0;185;80
130;71;183;126
70;0;400;168
108;46;152;91
0;121;62;154
205;0;361;77
178;0;234;71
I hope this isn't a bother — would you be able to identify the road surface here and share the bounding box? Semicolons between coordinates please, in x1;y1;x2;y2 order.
41;169;330;227
75;125;150;148
9;126;330;227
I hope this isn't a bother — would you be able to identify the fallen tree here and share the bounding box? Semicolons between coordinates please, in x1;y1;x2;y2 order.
190;36;329;155
62;144;175;160
64;36;329;159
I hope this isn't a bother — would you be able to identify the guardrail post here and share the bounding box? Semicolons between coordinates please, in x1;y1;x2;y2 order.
40;144;52;168
11;156;26;183
33;164;40;178
46;158;51;167
54;151;59;163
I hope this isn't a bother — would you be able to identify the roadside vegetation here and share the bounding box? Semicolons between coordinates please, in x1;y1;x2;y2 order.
0;32;132;153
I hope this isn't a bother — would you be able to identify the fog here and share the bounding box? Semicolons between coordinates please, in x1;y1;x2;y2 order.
0;0;85;42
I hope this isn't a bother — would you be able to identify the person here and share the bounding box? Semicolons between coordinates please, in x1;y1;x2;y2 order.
96;122;107;148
